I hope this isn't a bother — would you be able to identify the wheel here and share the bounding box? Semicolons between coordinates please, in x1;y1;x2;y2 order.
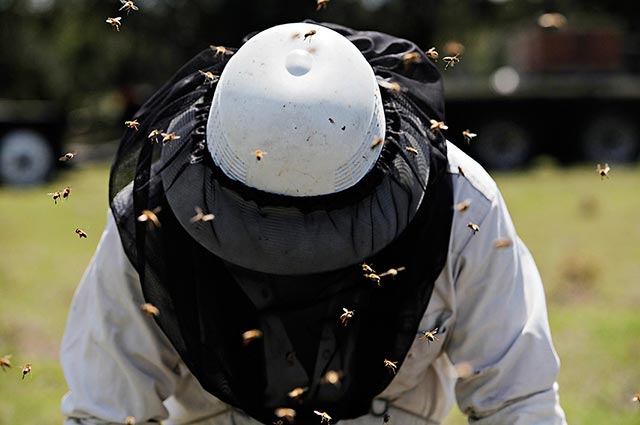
472;120;532;169
582;115;639;162
0;129;55;185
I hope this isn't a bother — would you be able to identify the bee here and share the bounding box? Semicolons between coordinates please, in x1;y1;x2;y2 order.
161;132;180;144
361;263;376;274
304;30;317;42
467;222;480;235
321;370;343;385
106;17;122;32
22;363;32;380
383;359;398;374
596;163;610;179
275;408;296;422
537;12;567;29
125;120;140;131
59;152;77;162
190;206;215;223
253;149;267;161
462;129;477;144
419;327;439;343
0;354;11;371
317;0;330;11
363;272;381;287
405;146;419;156
378;80;402;92
403;52;421;71
340;308;355;326
137;207;162;228
378;267;406;278
125;416;136;425
454;199;472;212
47;191;62;204
443;54;460;70
242;329;263;346
493;237;512;248
287;386;307;399
75;228;88;239
633;393;640;403
383;414;391;424
328;117;335;124
148;129;164;143
199;70;219;84
62;186;71;200
314;410;332;424
430;119;448;131
140;303;160;317
370;137;384;149
209;45;234;57
425;47;439;62
458;166;466;177
119;0;139;13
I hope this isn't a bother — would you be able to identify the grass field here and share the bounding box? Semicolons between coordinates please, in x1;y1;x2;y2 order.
0;160;639;424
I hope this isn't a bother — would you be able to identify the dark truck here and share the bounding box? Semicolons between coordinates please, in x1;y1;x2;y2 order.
0;100;66;185
443;25;640;169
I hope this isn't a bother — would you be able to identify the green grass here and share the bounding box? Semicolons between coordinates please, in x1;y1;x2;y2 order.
1;161;639;424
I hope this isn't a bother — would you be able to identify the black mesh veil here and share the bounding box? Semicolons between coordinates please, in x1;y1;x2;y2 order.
109;23;453;425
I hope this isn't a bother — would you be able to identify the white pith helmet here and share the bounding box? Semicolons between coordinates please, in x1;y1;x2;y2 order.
207;22;386;196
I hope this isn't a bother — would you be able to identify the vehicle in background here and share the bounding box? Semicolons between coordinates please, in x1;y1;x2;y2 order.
0;100;66;185
444;23;640;169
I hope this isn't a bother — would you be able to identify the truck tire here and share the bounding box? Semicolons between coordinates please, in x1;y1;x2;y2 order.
0;129;55;185
582;115;639;163
471;120;532;169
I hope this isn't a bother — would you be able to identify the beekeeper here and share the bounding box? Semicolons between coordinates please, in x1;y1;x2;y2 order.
60;22;566;425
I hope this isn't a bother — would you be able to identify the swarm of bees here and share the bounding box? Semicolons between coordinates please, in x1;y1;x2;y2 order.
340;308;355;326
314;410;332;424
140;303;160;317
190;207;215;223
596;163;610;179
242;329;263;346
0;354;11;371
75;228;88;239
462;129;477;144
137;207;162;228
125;120;140;131
106;17;122;32
22;363;32;380
467;222;480;235
316;0;331;11
59;151;77;162
253;149;267;161
383;359;398;374
419;327;439;343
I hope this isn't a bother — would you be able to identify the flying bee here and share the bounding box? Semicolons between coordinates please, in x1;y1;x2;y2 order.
378;80;402;92
314;410;332;424
403;52;421;71
253;149;267;161
161;132;180;144
119;0;139;13
137;207;162;228
199;70;219;84
383;414;391;424
209;45;234;57
363;272;381;287
317;0;330;11
383;359;398;374
321;370;343;385
22;363;32;380
340;308;355;326
596;163;610;179
379;266;406;279
140;303;160;317
125;416;136;425
125;119;140;131
462;129;477;144
633;393;640;403
106;17;122;32
241;329;263;346
287;386;307;399
467;222;480;235
371;137;384;149
75;228;88;239
62;186;71;200
361;263;376;274
454;199;472;212
148;129;164;143
405;146;419;156
275;408;296;422
425;47;439;62
419;327;439;343
443;54;461;70
430;119;448;131
458;166;466;177
59;152;77;162
493;237;512;248
47;191;62;204
304;29;317;42
0;354;11;371
190;206;215;223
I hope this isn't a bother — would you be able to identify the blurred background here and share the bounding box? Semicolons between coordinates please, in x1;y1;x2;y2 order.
0;0;639;424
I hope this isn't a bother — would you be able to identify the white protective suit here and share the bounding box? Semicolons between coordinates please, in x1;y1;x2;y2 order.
60;143;567;425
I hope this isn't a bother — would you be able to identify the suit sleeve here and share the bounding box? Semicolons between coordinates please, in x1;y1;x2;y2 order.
60;210;182;424
446;190;567;424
